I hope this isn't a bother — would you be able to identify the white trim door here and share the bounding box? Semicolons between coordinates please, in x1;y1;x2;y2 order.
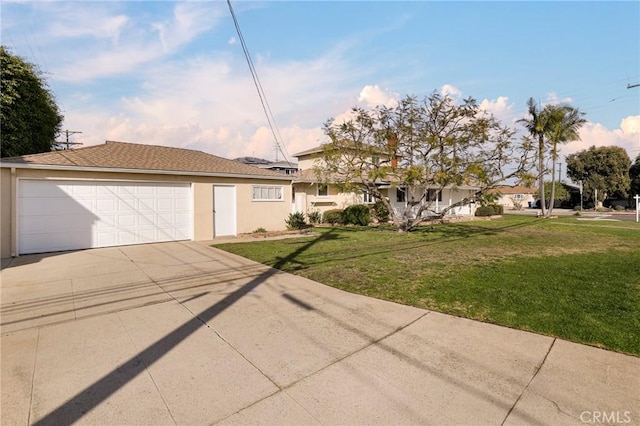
18;180;192;254
213;186;236;237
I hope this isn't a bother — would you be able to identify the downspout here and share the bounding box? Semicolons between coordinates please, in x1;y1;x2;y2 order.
10;168;17;257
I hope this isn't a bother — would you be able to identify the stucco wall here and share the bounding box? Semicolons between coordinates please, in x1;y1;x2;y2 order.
293;183;363;217
498;194;535;209
1;168;12;258
296;155;317;172
0;167;291;257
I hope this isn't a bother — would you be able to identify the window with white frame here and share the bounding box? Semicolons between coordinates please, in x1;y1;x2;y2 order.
512;193;524;200
317;183;328;197
252;185;284;201
427;189;442;202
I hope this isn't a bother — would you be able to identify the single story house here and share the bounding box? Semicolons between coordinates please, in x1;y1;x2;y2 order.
489;185;536;210
0;141;293;257
292;145;478;219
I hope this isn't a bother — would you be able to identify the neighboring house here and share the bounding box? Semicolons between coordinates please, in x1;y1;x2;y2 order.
490;185;536;210
292;144;478;219
0;141;293;257
235;157;298;175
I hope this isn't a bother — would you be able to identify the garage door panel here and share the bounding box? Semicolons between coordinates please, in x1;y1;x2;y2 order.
96;198;116;213
117;199;137;213
118;214;138;228
70;185;95;196
157;198;175;211
18;180;192;254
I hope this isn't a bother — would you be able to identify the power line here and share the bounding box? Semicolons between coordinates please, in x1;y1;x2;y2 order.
226;0;292;164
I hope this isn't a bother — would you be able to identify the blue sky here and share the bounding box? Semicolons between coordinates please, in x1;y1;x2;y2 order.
2;1;639;172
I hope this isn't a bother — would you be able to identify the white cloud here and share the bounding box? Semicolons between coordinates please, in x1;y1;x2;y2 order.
562;115;640;160
479;96;518;124
52;2;227;81
440;84;461;99
228;37;237;45
545;92;573;106
358;85;399;108
50;14;129;45
620;115;640;135
59;47;352;160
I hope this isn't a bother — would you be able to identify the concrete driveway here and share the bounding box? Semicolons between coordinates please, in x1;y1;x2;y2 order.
1;240;638;425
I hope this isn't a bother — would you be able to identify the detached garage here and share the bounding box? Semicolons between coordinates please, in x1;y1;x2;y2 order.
1;141;293;257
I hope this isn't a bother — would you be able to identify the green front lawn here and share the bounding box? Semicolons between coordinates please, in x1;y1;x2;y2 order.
214;216;640;355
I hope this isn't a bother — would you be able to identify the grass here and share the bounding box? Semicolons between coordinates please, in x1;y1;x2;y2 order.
214;216;640;356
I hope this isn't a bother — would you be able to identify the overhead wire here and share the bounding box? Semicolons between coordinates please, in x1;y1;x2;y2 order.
226;0;293;165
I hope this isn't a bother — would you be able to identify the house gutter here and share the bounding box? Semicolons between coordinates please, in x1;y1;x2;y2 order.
0;162;293;181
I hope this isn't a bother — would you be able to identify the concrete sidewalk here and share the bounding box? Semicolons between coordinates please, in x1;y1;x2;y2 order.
1;241;638;425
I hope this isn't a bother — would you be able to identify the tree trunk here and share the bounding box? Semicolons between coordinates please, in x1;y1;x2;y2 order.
548;144;557;217
538;134;547;216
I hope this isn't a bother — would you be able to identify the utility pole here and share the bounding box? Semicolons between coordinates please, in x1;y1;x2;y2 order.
558;163;562;182
55;130;83;150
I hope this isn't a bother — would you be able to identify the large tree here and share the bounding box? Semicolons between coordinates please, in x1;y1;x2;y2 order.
317;93;535;231
629;154;640;200
518;98;585;217
545;105;586;215
566;146;631;204
1;46;63;157
518;98;552;216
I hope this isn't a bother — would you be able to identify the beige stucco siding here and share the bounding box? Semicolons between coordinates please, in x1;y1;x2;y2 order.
296;156;317;172
0;168;291;257
293;182;363;217
1;168;12;258
236;182;291;233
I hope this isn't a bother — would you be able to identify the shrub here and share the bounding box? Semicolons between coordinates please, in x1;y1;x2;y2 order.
344;204;371;226
323;209;344;225
307;210;322;224
475;206;495;217
475;204;503;217
253;227;267;233
614;205;626;211
285;212;306;230
372;200;390;223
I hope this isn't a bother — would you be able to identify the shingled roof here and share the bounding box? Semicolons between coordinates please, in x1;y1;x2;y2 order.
488;185;536;195
1;141;290;179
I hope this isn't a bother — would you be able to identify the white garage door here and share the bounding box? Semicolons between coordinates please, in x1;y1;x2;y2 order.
18;180;192;254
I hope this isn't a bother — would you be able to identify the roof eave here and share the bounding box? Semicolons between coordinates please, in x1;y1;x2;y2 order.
0;162;293;181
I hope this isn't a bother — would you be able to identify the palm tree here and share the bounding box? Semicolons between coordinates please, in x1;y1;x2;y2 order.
518;98;551;216
545;105;586;216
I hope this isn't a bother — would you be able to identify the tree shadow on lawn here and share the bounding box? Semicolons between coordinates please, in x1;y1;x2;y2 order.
272;219;537;272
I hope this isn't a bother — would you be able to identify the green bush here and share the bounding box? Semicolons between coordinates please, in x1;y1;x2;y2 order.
475;204;503;217
344;204;371;226
613;205;626;211
307;210;322;224
253;227;267;233
285;212;306;230
475;206;495;217
323;209;344;225
372;200;390;223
